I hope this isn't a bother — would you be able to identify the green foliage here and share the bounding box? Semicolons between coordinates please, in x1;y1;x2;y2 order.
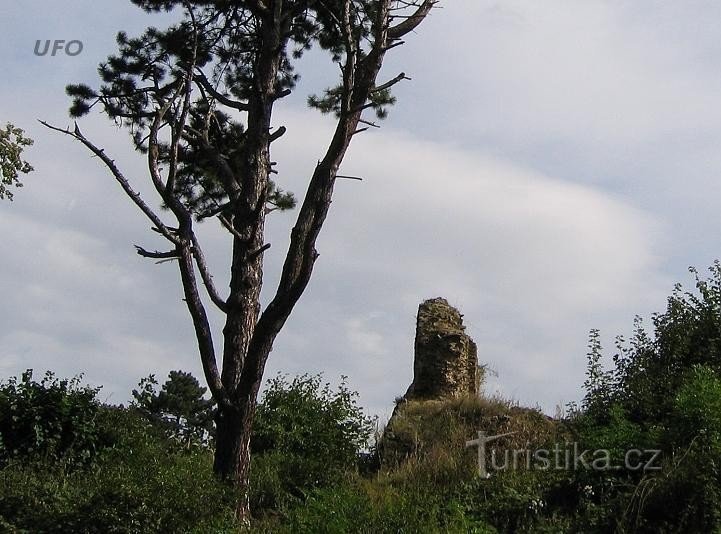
455;471;580;534
671;365;721;449
623;365;721;532
0;370;102;467
274;481;490;534
569;264;721;532
0;122;33;200
0;406;236;533
132;370;215;447
64;2;410;220
307;85;396;120
14;261;721;534
590;263;721;425
250;373;375;509
581;329;614;421
155;102;297;220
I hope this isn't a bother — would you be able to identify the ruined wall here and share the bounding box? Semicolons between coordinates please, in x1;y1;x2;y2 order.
403;298;480;400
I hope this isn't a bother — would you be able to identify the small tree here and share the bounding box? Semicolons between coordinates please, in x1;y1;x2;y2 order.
43;0;437;520
132;370;215;447
0;123;33;200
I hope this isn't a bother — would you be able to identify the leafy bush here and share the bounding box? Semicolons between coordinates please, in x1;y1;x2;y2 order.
569;264;721;532
0;370;102;467
0;406;236;533
250;373;374;509
583;263;721;425
671;365;721;449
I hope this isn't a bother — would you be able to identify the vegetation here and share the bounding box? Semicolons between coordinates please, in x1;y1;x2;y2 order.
132;371;215;447
250;373;375;511
4;264;721;531
0;122;33;201
0;370;102;468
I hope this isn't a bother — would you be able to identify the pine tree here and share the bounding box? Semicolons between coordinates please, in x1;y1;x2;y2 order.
132;370;215;446
43;0;437;521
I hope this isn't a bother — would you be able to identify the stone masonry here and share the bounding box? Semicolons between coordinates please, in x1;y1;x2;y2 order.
403;298;480;400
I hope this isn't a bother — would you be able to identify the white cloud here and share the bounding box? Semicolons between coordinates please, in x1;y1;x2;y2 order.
0;100;669;414
398;1;721;150
1;0;700;420
261;108;669;414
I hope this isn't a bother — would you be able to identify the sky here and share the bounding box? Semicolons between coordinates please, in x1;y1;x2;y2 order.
2;1;721;421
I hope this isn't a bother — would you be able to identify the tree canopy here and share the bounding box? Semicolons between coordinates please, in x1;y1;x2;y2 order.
0;123;33;201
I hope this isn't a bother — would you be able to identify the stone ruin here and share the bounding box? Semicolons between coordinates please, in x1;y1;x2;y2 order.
379;298;482;464
402;297;480;400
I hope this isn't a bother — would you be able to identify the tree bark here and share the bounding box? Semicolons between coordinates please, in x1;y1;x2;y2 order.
213;403;254;521
210;10;282;524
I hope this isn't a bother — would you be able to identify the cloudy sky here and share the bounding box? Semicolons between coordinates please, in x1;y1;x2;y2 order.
3;1;720;420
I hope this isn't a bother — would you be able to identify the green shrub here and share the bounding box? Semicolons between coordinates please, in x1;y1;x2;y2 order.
569;264;721;532
622;366;721;532
0;370;102;467
0;406;236;533
671;365;721;450
250;373;375;508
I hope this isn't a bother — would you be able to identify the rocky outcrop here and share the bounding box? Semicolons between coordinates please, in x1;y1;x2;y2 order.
403;298;480;400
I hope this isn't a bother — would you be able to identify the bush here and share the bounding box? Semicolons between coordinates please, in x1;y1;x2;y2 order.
0;370;102;467
569;264;721;532
671;365;721;450
0;406;236;533
250;373;375;510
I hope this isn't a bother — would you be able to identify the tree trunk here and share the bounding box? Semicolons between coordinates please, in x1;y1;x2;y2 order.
214;402;254;523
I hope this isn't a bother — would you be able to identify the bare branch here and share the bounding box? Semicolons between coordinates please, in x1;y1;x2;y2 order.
269;126;287;143
39;120;180;246
195;69;250;111
248;243;271;260
135;246;180;259
218;214;246;241
371;72;410;93
383;40;405;52
191;234;229;313
197;201;232;220
358;119;381;128
177;243;228;406
388;0;437;40
167;40;198;197
274;88;292;100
